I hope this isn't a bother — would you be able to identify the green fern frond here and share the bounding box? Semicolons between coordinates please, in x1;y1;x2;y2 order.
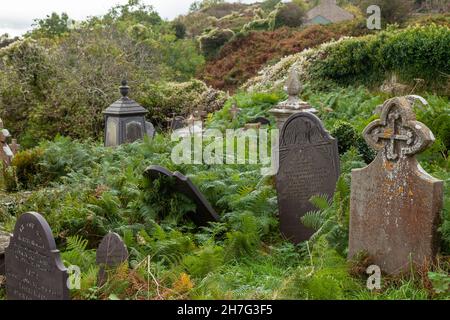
309;194;331;211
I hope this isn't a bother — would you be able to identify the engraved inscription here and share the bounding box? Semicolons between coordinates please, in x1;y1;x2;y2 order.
5;212;70;300
276;112;339;244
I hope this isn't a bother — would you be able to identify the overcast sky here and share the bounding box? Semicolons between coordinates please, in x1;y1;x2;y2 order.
0;0;255;37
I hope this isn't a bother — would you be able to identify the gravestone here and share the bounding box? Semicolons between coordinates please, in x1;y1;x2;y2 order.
144;166;220;226
171;116;186;131
348;96;443;275
5;212;70;300
276;112;340;243
96;232;128;286
247;117;271;126
0;232;10;276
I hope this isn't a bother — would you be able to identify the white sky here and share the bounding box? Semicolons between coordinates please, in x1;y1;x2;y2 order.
0;0;255;37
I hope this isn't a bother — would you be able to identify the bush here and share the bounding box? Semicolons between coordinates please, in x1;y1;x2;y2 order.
331;121;357;155
273;2;306;29
359;0;414;25
12;147;44;189
199;28;235;58
140;79;227;128
173;21;187;39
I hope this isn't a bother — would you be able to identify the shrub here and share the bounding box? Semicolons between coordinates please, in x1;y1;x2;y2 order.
11;147;44;189
198;28;235;58
173;21;187;39
273;2;306;29
331;121;357;155
359;0;414;25
140;79;227;128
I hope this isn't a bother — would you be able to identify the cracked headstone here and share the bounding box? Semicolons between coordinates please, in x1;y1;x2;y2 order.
348;96;444;274
276;112;339;243
144;165;220;226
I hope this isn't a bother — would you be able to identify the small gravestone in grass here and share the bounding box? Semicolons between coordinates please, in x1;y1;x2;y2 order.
0;231;10;276
348;96;444;275
96;232;128;286
276;112;340;243
5;212;70;300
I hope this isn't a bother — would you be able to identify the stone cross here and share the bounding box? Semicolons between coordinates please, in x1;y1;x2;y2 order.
5;212;70;300
348;96;444;275
269;68;317;130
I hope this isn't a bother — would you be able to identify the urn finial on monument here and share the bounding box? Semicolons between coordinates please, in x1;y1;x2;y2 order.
119;79;129;98
348;96;443;275
269;67;317;130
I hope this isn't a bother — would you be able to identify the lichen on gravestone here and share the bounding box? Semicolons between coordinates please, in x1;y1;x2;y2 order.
348;96;444;275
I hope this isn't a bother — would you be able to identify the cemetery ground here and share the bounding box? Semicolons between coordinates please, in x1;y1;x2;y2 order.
0;0;449;301
0;86;449;300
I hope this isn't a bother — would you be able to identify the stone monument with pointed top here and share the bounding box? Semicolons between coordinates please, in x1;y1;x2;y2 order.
348;96;444;274
269;68;317;131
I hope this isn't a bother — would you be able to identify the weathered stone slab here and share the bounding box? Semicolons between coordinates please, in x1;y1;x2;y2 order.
144;166;220;226
5;212;70;300
0;232;10;276
96;232;128;286
276;112;340;243
348;96;443;275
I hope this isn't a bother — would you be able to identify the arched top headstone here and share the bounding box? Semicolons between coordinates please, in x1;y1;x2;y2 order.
144;165;220;226
281;112;333;147
96;232;128;267
96;232;128;286
276;112;339;243
5;212;70;300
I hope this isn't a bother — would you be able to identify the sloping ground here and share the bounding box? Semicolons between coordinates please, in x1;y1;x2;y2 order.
199;20;369;92
199;14;450;92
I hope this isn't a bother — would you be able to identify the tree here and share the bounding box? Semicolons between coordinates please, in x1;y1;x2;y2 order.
173;21;187;39
30;12;71;38
273;2;307;29
358;0;414;24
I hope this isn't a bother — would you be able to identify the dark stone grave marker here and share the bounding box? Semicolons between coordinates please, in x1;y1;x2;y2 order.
96;232;128;286
144;165;220;226
5;212;70;300
276;112;340;243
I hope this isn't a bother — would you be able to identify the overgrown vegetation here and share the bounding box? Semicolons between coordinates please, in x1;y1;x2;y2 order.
0;0;449;301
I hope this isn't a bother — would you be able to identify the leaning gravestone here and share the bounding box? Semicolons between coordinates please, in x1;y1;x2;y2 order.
96;232;128;286
277;112;340;243
348;96;444;274
5;212;70;300
144;166;220;226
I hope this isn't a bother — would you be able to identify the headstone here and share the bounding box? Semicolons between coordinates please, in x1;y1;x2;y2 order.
5;212;70;300
276;112;340;243
348;96;444;275
171;116;186;131
96;232;128;286
247;117;271;126
146;121;155;138
144;165;220;226
269;68;317;131
0;232;10;276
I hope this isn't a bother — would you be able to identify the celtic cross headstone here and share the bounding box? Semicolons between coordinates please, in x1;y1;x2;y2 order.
348;96;444;274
